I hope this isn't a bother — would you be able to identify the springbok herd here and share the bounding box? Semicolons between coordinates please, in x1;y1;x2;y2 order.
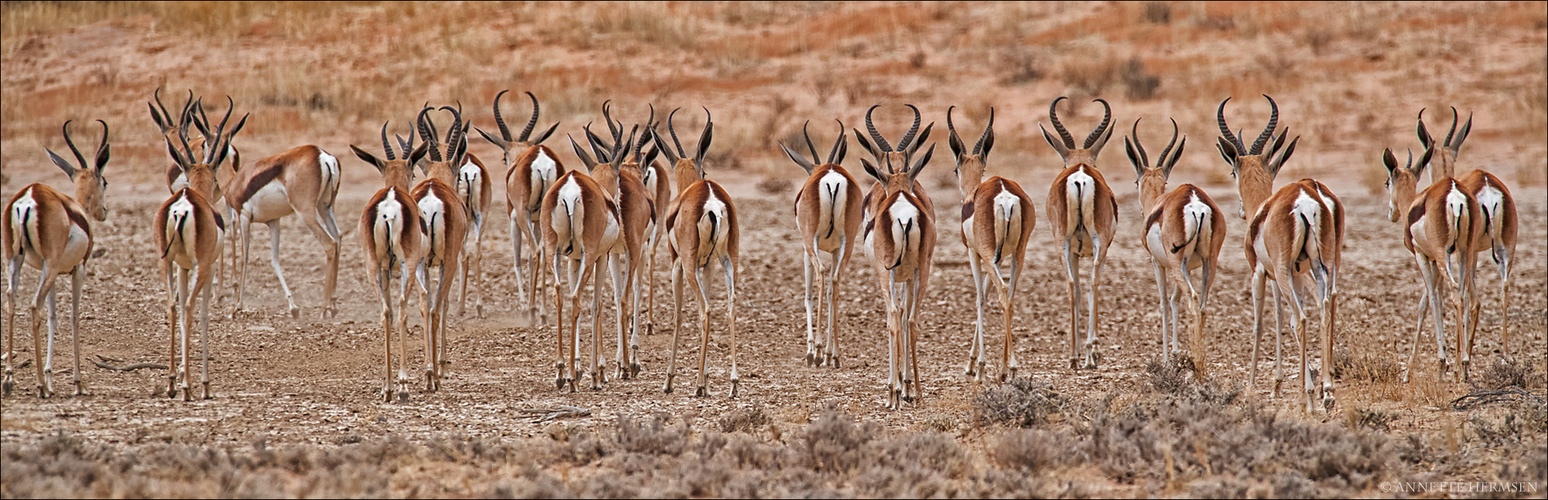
2;90;1519;413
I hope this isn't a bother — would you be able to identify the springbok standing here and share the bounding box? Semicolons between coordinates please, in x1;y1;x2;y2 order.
156;103;244;400
353;121;429;402
860;137;937;409
409;107;472;392
3;120;110;398
1124;118;1226;376
475;90;562;321
653;109;741;398
1411;108;1518;361
948;107;1035;383
226;129;343;319
1220;95;1342;412
1382;146;1481;382
1039;96;1117;370
542;123;624;392
154;91;242;296
854;104;935;402
779;120;860;369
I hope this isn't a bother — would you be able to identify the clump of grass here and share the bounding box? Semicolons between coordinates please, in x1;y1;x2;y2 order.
974;377;1066;428
1350;407;1398;431
718;406;771;434
616;412;691;456
1472;357;1537;391
1145;354;1241;404
799;409;879;473
1120;57;1161;100
1332;351;1401;383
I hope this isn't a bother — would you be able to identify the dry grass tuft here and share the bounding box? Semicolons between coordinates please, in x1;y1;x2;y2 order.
973;377;1067;428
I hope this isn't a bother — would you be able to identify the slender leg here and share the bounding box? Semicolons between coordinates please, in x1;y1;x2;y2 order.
645;223;659;336
1062;242;1082;369
509;214;527;304
191;263;213;399
1419;258;1450;376
588;256;606;390
1498;250;1512;360
692;265;712;397
886;273;901;410
377;267;393;402
802;246;817;366
723;256;739;398
3;256;21;396
69;267;86;396
164;264;179;398
177;268;192;401
417;262;433;392
1274;263;1314;413
395;259;413;402
1085;235;1108;369
664;261;684;393
1405;289;1429;383
311;206;343;319
610;256;628;380
567;258;585;393
1172;256;1206;380
627;251;643;378
826;243;848;368
967;251;986;380
529;219;547;322
233;213;253;317
1249;268;1267;392
265;221;299;318
1272;283;1286;397
1152;262;1170;362
551;253;566;390
905;272;921;404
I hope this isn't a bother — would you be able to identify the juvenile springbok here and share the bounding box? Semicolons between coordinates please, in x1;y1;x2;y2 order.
1413;108;1518;360
3;120;110;398
410;106;472;392
542;124;624;393
854;104;935;402
1219;95;1342;412
779;120;860;369
156;104;243;400
861;137;937;409
1125;118;1226;377
475;90;561;321
653;109;741;398
1039;96;1117;370
352;121;429;402
1382;146;1481;382
948;107;1035;383
226;130;343;319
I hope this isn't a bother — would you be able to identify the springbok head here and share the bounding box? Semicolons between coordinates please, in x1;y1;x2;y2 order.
1123;117;1186;208
569;100;638;197
1415;106;1472;181
415;105;471;183
164;98;245;213
1216;94;1299;219
853;104;933;178
1381;146;1429;223
651;107;715;189
352;121;430;192
475;90;560;166
1039;96;1115;168
46;119;112;222
779;119;849;175
946;106;995;200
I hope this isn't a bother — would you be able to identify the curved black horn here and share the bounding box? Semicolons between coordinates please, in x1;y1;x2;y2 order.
492;89;512;141
601;100;620;141
443;104;465;160
1216;97;1246;154
1084;98;1112;149
60;120;89;169
1129;118;1149;168
667;107;687;159
1158;117;1180;167
1049;96;1076;149
1444;106;1459;148
1250;94;1278;155
974;107;995;156
865;105;892;152
418;106;441;162
898;104;922;151
152;86;174;131
521;91;540;142
381;121;396;161
828;119;847;165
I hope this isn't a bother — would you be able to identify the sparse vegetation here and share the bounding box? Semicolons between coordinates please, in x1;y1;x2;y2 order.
974;377;1066;428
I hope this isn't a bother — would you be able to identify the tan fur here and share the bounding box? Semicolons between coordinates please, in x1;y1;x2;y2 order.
540;170;619;393
792;163;863;368
502;144;566;321
155;130;235;401
662;179;741;398
227;145;342;319
1399;178;1481;381
1455;170;1517;358
454;153;492;318
603;152;656;382
409;174;466;394
351;135;425;402
1044;164;1116;369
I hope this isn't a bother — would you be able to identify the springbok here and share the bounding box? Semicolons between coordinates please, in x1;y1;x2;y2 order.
542;121;625;393
1382;146;1481;382
1219;95;1342;412
1125;118;1226;377
3;120;110;398
653;108;741;398
1412;108;1517;360
950;106;1036;383
154;91;242;295
600;105;675;338
1039;96;1117;370
860;135;937;409
226;128;343;319
156;103;244;400
474;90;562;321
352;121;430;402
779;120;860;369
854;104;935;402
408;106;472;392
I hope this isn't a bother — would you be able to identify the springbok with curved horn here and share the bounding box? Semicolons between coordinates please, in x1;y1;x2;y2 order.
1220;95;1342;412
154;91;243;296
779;120;860;368
1412;108;1517;361
408;106;472;392
437;103;492;319
155;102;244;400
226;121;343;319
1039;96;1117;370
475;90;562;321
853;104;935;402
1382;146;1481;382
1125;118;1225;376
3;120;110;398
859;135;937;409
652;108;741;398
950;107;1034;383
352;121;430;402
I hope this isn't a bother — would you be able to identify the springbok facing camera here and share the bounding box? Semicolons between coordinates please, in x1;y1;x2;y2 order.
3;120;111;398
948;107;1035;383
779;120;861;369
1039;96;1117;370
1125;118;1225;377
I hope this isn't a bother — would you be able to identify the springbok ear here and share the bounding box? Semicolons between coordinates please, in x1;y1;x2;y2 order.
1382;148;1399;174
643;144;661;167
409;141;430;168
569;134;598;172
1088;123;1116;159
907;143;936;182
475;126;509;151
852;128;879;161
1268;135;1300;177
694;122;714;171
1039;123;1070;161
780;142;815;174
948;127;966;162
1416;110;1433;148
651;127;681;166
1412;143;1435;179
860;158;885;183
531;122;560;146
905;123;934;158
148;102;170;134
1452;112;1472;154
1124;137;1145;177
160;138;186;173
94;144;111;173
1162;137;1185;178
979;128;995;159
351;145;386;173
832;134;848;165
46;148;79;178
1216;136;1239;168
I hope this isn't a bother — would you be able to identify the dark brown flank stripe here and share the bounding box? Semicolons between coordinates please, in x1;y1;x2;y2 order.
233;163;284;207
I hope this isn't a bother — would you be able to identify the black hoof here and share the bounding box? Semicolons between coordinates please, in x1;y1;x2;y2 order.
695;386;709;398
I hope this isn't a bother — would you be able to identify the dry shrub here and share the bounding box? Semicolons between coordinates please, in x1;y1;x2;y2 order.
1062;57;1119;96
993;429;1075;472
1120;57;1161;100
1332;351;1401;384
799;409;879;473
1350;407;1398;431
1472;357;1538;391
1143;2;1172;24
1145;355;1241;404
997;45;1047;85
974;377;1066;428
616;412;690;456
718;406;771;434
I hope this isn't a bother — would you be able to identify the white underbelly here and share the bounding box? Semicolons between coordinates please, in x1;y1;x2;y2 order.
245;183;294;222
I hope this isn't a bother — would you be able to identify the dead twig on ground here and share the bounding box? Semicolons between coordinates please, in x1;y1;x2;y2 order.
91;354;167;372
1451;387;1546;411
520;405;591;423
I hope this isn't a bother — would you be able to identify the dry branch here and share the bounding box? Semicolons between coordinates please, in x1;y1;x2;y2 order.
519;405;591;423
91;354;167;372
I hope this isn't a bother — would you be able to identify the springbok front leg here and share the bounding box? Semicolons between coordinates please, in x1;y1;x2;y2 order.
264;220;300;318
